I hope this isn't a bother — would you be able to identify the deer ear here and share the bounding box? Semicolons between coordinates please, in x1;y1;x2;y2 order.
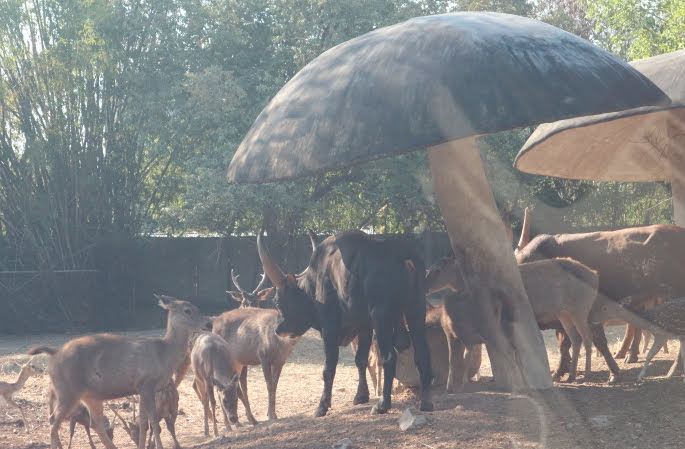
226;291;243;302
256;287;274;301
156;294;174;309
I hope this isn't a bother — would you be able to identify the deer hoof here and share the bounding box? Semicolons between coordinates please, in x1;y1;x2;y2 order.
624;354;639;363
314;406;328;417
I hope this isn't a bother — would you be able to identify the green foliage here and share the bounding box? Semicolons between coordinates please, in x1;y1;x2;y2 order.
584;0;685;59
1;0;682;272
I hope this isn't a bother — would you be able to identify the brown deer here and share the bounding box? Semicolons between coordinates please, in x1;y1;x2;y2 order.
110;382;181;449
212;307;301;422
190;333;242;436
426;255;598;385
0;359;42;432
28;294;209;449
589;296;685;383
227;270;274;308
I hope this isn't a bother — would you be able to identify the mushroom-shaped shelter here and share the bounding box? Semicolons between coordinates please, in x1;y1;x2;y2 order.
227;12;669;390
515;50;685;222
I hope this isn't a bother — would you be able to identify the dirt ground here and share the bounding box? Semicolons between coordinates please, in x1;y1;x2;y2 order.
2;327;685;449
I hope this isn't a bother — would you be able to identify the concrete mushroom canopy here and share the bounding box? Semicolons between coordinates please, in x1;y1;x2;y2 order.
227;13;668;184
226;12;669;391
515;50;685;220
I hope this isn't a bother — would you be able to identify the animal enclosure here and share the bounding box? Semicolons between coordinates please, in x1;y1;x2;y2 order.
2;327;685;449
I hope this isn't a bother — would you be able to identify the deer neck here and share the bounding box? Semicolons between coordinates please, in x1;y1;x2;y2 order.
162;323;194;367
13;367;33;390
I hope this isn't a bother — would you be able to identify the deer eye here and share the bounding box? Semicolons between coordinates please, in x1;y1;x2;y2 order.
184;308;192;315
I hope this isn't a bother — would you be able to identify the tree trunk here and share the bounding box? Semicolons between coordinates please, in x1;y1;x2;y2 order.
671;159;685;226
427;137;552;390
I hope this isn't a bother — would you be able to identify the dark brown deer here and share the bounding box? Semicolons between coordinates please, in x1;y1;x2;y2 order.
28;295;209;449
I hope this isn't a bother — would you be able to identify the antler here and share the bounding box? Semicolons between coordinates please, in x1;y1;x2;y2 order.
231;269;245;293
252;272;268;294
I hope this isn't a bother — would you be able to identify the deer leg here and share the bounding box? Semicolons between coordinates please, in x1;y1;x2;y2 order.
353;328;372;405
667;340;683;377
467;344;482;382
374;342;383;397
627;326;642;363
553;329;572;380
80;398;117;449
139;387;162;449
558;315;581;382
192;378;210;437
164;415;181;449
637;333;668;383
591;323;621;384
85;427;97;449
642;330;651;354
569;315;593;382
49;393;79;449
207;378;219;436
366;358;378;398
6;396;31;433
269;363;284;420
260;359;277;420
615;324;634;359
67;420;76;449
403;301;433;412
444;328;465;393
238;366;257;425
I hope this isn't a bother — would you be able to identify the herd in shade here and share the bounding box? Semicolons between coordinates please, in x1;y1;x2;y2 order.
3;209;685;449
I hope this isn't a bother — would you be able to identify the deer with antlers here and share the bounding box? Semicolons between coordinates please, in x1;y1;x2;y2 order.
227;269;274;308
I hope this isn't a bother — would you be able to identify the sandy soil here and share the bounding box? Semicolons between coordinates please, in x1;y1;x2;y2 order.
2;327;685;449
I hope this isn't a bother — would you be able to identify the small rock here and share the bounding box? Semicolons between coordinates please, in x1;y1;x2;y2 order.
398;407;428;431
588;415;613;429
332;437;354;449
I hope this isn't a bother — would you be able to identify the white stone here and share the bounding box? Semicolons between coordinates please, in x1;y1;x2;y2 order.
399;407;428;431
332;437;354;449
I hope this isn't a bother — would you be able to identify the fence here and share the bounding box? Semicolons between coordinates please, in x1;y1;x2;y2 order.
0;232;452;335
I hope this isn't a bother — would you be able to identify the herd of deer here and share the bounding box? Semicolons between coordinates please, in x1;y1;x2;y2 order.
4;212;685;449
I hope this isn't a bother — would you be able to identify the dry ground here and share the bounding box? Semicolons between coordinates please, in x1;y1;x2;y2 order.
2;327;685;449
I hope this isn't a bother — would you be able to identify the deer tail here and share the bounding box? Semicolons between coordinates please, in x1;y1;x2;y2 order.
27;345;58;356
